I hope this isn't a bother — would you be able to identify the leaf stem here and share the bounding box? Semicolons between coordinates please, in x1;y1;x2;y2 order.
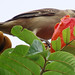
40;57;47;75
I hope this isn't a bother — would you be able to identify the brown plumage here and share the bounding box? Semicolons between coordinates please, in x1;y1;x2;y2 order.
0;8;75;40
0;31;12;54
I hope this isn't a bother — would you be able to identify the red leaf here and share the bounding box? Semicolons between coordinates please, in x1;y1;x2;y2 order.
50;15;75;53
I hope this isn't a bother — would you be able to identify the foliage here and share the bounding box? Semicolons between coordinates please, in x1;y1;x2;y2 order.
0;25;75;75
51;15;75;53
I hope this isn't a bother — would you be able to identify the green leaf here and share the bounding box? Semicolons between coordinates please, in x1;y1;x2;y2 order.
26;50;49;68
62;27;70;44
73;26;75;36
2;25;75;75
62;40;75;55
26;50;50;68
0;56;32;75
45;61;75;75
11;25;45;51
11;25;39;45
39;50;50;58
34;55;45;68
0;53;40;75
1;48;14;56
28;39;43;55
43;71;62;75
27;54;45;68
48;51;75;70
51;37;61;51
1;45;29;57
13;45;29;56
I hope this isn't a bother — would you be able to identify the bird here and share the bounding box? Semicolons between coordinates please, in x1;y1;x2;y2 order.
0;8;75;40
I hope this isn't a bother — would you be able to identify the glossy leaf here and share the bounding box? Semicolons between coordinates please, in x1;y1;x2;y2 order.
45;62;75;75
0;53;40;75
73;26;75;36
48;51;75;70
62;27;70;44
1;48;14;56
28;39;43;55
11;25;45;51
11;25;39;45
26;50;49;68
62;40;75;55
0;24;75;75
27;54;45;68
43;71;62;75
51;37;61;51
13;45;29;56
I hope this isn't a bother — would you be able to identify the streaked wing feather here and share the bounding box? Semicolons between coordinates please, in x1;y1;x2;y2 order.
6;8;59;21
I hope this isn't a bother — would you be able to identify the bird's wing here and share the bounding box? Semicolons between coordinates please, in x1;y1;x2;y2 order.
7;8;60;21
